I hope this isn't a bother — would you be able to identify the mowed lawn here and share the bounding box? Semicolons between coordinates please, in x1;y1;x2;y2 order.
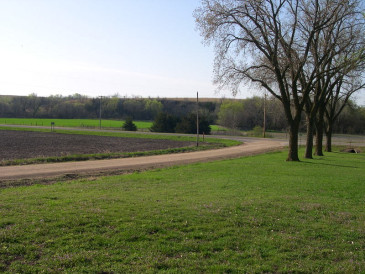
0;118;152;130
0;118;223;131
1;150;364;272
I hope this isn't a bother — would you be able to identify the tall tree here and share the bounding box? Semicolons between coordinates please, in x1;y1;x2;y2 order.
312;0;365;156
324;73;365;151
304;21;365;158
195;0;343;161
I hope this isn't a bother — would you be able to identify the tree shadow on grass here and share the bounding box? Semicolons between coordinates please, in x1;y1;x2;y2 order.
300;158;359;169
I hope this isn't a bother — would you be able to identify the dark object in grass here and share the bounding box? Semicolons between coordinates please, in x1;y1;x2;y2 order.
342;148;361;153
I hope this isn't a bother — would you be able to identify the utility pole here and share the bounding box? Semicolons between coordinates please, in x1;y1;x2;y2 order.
99;96;102;129
196;91;199;147
263;93;266;138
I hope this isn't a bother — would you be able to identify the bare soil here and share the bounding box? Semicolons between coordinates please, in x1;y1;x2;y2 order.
0;130;194;161
0;137;285;185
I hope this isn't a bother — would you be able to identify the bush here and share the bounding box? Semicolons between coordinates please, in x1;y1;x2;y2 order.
150;112;178;133
122;118;137;131
247;125;272;137
175;113;211;135
150;112;211;135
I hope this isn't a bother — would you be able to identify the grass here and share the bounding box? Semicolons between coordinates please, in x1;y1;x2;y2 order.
0;126;240;166
0;118;152;130
0;118;223;131
1;149;364;272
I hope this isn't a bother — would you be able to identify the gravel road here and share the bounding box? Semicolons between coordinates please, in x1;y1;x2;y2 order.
0;138;285;181
2;124;361;183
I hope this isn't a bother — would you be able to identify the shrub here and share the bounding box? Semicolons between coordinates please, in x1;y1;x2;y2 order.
122;118;137;131
150;112;178;133
175;113;211;135
247;125;272;137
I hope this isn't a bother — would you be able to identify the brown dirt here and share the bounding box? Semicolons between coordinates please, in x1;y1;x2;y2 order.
0;137;285;185
0;130;194;161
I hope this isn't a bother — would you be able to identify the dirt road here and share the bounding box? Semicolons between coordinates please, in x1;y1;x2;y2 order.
0;138;285;181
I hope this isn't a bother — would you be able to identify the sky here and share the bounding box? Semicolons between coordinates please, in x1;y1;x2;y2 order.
0;0;363;105
0;0;258;99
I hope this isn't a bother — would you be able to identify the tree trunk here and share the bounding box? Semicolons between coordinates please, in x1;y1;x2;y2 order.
304;114;314;159
287;119;300;161
325;122;333;152
315;107;325;156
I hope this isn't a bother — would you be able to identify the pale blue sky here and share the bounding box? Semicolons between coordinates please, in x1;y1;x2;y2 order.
0;0;257;99
0;1;363;105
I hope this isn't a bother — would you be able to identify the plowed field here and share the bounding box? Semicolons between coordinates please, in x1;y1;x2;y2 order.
0;130;193;161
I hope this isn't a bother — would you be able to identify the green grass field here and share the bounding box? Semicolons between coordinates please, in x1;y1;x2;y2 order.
0;118;223;131
0;118;151;130
1;149;364;272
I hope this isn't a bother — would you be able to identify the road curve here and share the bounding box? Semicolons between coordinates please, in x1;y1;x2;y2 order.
0;138;285;181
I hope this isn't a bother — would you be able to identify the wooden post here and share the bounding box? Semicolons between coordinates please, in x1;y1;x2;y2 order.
99;96;102;129
263;93;266;138
196;92;199;147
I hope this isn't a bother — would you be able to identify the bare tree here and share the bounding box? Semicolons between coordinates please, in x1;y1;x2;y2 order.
303;1;349;158
312;1;365;156
304;38;365;158
315;71;365;156
324;73;365;152
194;0;350;161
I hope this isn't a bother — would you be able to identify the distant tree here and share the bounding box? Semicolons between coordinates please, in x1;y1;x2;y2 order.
333;101;365;135
0;102;9;117
175;113;211;135
199;107;217;124
122;117;137;131
103;97;120;118
160;99;196;118
28;93;43;117
122;99;146;120
265;97;287;131
217;101;244;129
217;97;287;131
150;112;178;133
10;96;29;117
241;97;263;130
68;93;88;101
85;98;100;118
144;99;163;119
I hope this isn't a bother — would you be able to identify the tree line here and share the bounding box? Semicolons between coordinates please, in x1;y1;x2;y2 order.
195;0;365;160
0;94;201;121
0;93;363;136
